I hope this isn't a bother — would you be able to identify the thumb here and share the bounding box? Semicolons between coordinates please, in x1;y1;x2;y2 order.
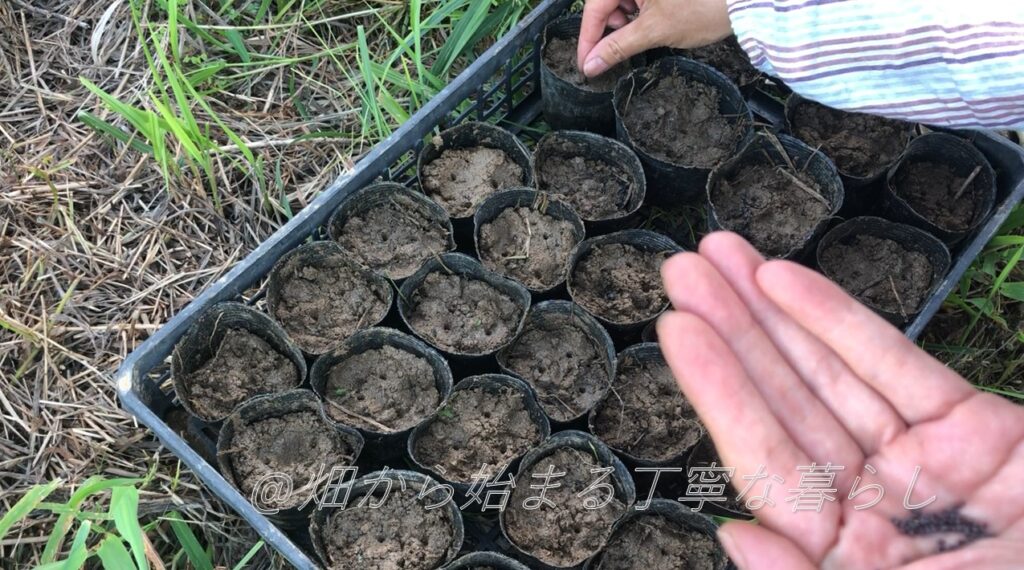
719;521;818;570
581;16;655;77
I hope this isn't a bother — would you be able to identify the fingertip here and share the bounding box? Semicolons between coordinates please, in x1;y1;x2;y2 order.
607;8;629;29
698;231;762;261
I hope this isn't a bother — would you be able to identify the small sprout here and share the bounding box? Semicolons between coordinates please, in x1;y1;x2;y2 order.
437;406;455;421
333;387;348;399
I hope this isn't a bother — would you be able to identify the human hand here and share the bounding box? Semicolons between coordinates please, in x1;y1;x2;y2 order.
577;0;732;77
657;232;1024;569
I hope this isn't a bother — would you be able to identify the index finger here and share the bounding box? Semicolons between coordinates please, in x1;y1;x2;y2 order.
578;0;620;70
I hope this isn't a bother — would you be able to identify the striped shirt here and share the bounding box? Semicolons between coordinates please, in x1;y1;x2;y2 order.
727;0;1024;128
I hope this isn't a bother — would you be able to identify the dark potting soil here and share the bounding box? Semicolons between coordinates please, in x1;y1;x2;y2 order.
413;386;543;482
792;100;909;178
500;313;609;422
272;258;390;354
406;272;523;354
712;164;830;257
819;235;933;316
597;514;722;569
505;448;627;567
591;353;703;462
322;487;456;570
478;206;578;291
621;74;745;167
894;161;983;231
682;36;761;87
226;410;357;511
334;192;451;279
323;345;440;433
543;36;630;92
572;243;669;324
181;328;298;420
536;142;636;220
421;145;524;218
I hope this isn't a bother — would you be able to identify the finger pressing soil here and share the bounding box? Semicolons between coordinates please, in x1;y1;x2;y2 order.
406;271;524;354
893;162;983;231
791;99;910;178
819;235;933;316
180;328;299;421
413;386;544;482
334;192;451;279
597;514;723;569
543;36;630;92
322;487;456;570
535;142;637;220
571;243;669;324
505;448;627;566
591;352;703;462
478;206;579;290
621;74;745;167
711;164;830;257
323;345;441;433
421;146;524;218
681;36;761;88
272;256;390;354
499;312;610;422
226;410;358;511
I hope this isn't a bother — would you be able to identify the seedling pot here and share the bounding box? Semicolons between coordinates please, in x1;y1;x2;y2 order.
497;300;616;426
309;469;465;569
613;56;753;203
566;230;682;334
216;389;365;530
533;130;647;233
171;302;306;424
707;132;844;260
408;373;551;500
266;240;393;356
883;132;996;244
499;430;637;569
683;435;753;520
327;181;456;281
816;216;951;326
650;36;764;93
309;327;453;460
443;551;532;570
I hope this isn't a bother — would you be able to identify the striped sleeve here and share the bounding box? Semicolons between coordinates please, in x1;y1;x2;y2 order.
727;0;1024;129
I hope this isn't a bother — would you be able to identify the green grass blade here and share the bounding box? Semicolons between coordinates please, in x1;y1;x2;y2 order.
0;480;62;541
77;112;155;155
167;512;214;570
223;29;252;63
431;0;491;75
41;477;141;563
60;520;92;570
97;536;136;570
110;486;147;570
186;60;228;88
231;540;265;570
168;0;180;60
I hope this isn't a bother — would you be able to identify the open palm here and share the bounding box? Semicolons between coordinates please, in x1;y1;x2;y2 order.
657;232;1024;569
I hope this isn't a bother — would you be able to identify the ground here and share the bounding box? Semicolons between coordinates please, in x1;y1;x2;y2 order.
0;0;1020;567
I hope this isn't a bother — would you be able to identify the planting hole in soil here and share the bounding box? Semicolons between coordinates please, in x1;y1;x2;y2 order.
543;36;629;93
312;471;462;570
533;131;645;222
497;301;615;423
590;344;703;464
329;183;454;280
504;447;628;567
267;241;392;355
593;502;726;570
410;375;548;484
476;190;584;292
788;95;911;180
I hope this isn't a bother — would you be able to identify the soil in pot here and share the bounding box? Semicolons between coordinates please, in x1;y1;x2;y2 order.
504;448;627;566
406;271;524;354
181;328;299;420
791;100;909;178
536;144;637;220
334;192;451;279
226;410;358;511
711;164;831;258
499;315;609;423
681;36;761;88
322;345;441;433
421;145;524;218
478;206;578;291
819;235;933;317
598;514;722;569
571;243;669;324
621;74;746;167
413;385;544;482
893;161;985;232
591;352;703;462
272;257;390;354
321;487;456;570
543;36;630;92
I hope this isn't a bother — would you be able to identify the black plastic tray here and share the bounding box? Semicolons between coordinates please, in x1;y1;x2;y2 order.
115;0;1024;567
